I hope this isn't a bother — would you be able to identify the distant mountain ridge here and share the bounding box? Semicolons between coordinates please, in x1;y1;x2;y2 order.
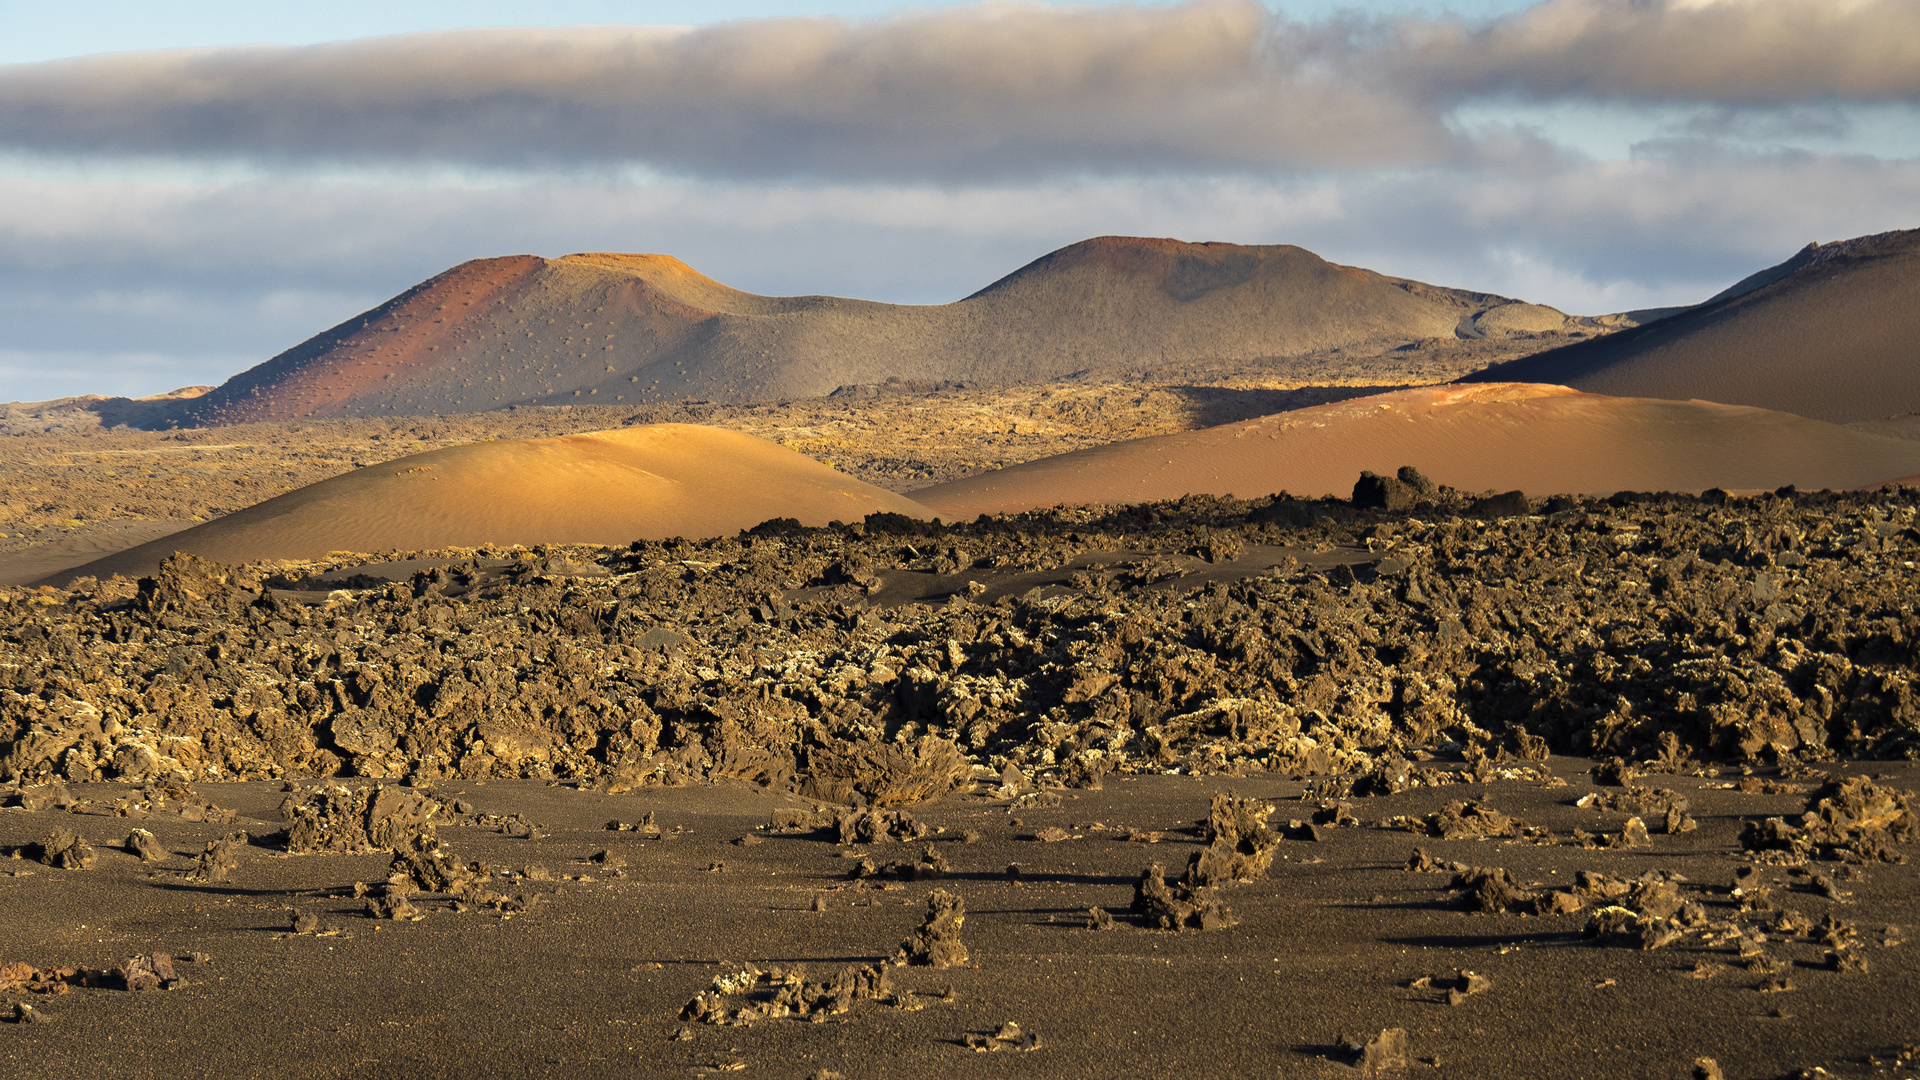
1703;229;1914;306
1462;228;1920;424
168;236;1608;426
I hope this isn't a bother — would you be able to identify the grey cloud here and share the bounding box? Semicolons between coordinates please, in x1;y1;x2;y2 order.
1673;104;1858;142
1314;146;1920;298
4;0;1913;180
1396;0;1920;104
0;2;1451;176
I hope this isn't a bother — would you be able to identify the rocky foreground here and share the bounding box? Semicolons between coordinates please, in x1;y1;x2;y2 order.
5;476;1919;794
4;479;1920;1075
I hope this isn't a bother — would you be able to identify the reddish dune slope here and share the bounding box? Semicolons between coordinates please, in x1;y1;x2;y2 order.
909;384;1920;518
45;425;933;583
1462;229;1920;424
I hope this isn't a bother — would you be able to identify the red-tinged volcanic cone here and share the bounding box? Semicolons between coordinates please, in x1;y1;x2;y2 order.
174;253;733;425
908;383;1920;518
1463;228;1920;424
43;425;934;584
171;237;1534;424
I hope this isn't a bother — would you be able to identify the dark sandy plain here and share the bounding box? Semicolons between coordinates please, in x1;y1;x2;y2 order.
4;482;1920;1077
1;763;1914;1080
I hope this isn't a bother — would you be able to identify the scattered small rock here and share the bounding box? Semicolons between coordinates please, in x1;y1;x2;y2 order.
836;807;930;845
1339;1027;1409;1076
365;883;420;920
37;829;94;871
1452;866;1535;914
115;953;180;992
125;829;166;863
1197;793;1282;883
17;782;76;813
282;785;442;855
1425;800;1528;841
682;962;897;1025
1827;948;1869;974
1134;861;1237;931
896;889;968;968
0;961;75;996
964;1021;1041;1052
605;812;662;836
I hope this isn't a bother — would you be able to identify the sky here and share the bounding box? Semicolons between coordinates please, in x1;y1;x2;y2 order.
1;0;1916;402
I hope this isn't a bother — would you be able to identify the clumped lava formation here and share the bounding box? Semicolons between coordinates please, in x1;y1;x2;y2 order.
5;482;1919;790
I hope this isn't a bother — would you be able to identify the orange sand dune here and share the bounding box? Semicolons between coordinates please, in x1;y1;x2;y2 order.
910;384;1920;518
45;425;933;584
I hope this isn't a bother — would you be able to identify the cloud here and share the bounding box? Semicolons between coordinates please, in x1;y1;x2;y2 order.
0;0;1912;179
1395;0;1920;103
0;2;1450;176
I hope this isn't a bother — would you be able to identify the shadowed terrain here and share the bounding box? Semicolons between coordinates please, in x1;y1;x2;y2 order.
1462;228;1920;424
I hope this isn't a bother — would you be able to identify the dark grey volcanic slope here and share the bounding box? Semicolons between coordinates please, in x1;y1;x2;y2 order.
1462;228;1920;424
172;237;1571;426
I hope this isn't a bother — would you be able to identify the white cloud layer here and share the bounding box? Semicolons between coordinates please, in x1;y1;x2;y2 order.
0;0;1915;177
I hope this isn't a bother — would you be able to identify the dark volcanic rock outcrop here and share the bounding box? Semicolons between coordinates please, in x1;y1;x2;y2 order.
5;485;1920;792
